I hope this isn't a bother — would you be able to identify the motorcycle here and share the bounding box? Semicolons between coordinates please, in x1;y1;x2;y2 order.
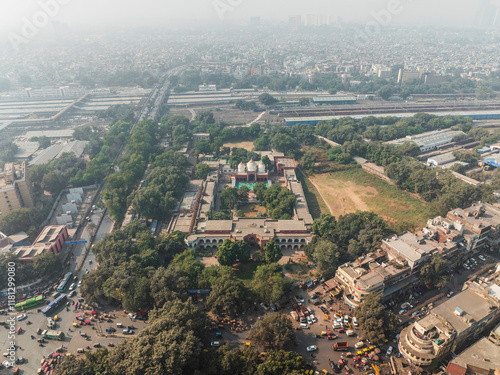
27;321;32;325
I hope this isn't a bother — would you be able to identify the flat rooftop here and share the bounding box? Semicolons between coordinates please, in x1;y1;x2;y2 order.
383;232;437;263
432;288;497;335
448;337;500;373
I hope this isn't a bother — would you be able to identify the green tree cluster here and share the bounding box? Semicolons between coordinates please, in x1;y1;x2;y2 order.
216;239;250;266
254;183;296;220
354;293;399;345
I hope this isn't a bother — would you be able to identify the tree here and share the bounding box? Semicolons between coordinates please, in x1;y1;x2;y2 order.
251;263;291;304
261;155;273;171
41;169;67;194
33;252;61;276
271;134;299;156
299;97;310;106
206;267;248;317
249;313;295;350
300;150;317;171
264;240;282;264
195;163;210;179
253;182;268;202
238;185;250;202
221;187;238;209
216;240;250;266
310;239;340;278
258;93;278;106
256;350;304;375
354;293;398;345
420;253;448;289
377;84;394;100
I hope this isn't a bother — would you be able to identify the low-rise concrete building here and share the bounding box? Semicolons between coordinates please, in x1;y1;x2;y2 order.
399;269;500;367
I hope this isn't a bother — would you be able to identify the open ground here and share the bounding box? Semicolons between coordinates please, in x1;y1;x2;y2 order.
308;167;434;231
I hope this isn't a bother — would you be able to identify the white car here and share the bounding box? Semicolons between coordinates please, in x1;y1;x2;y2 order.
2;360;13;369
352;317;359;327
398;309;406;315
300;323;309;329
17;314;27;321
355;341;364;349
306;315;313;325
210;341;220;347
306;345;318;352
446;291;454;298
387;346;393;356
311;315;318;323
332;322;342;329
77;280;82;288
69;283;76;291
478;255;486;261
343;315;349;324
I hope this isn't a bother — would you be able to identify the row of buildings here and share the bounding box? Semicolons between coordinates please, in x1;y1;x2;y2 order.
336;202;500;309
333;202;500;370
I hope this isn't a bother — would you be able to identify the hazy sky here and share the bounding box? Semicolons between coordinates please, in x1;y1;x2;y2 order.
0;0;498;33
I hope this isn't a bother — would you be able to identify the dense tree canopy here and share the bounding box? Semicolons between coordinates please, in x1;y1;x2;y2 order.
249;313;295;349
354;293;398;345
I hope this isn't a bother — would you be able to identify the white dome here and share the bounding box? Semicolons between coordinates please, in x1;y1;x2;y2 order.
238;162;245;173
258;161;266;173
247;160;257;172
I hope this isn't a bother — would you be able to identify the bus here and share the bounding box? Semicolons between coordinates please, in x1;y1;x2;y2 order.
57;272;73;293
41;294;67;316
15;295;45;311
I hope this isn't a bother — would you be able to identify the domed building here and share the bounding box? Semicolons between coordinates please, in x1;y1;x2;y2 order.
233;159;269;183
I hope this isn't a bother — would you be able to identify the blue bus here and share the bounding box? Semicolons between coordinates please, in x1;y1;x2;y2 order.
41;294;67;316
57;272;73;293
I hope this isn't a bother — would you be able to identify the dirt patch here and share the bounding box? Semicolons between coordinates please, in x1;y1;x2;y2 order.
224;141;255;151
309;175;375;217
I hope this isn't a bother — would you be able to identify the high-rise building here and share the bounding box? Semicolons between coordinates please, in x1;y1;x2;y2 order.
288;15;302;31
0;162;34;215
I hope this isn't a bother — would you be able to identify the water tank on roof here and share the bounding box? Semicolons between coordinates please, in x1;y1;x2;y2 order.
238;162;245;173
247;160;257;172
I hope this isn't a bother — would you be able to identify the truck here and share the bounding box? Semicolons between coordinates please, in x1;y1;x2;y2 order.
333;342;349;351
41;330;65;341
290;311;299;321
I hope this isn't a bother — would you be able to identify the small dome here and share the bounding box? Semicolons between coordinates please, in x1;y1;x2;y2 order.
258;161;266;173
247;160;257;172
237;162;245;173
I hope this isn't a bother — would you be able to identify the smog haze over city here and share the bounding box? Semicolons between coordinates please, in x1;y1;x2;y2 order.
2;0;500;374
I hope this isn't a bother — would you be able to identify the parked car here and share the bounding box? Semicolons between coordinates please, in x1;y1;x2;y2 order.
106;327;116;333
77;281;82;288
16;314;27;321
352;317;358;327
311;315;318;323
122;329;134;335
446;291;454;298
343;315;349;324
69;291;77;297
260;303;270;311
296;295;305;303
354;341;364;349
306;316;313;325
69;283;76;291
478;255;486;261
300;323;309;329
387;346;393;356
306;345;318;352
398;309;406;315
211;341;220;347
332;322;342;329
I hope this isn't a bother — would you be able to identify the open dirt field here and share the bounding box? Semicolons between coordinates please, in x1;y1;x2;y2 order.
224;141;255;151
308;168;434;231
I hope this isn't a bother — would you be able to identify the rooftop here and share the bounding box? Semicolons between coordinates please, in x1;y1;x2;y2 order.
432;288;498;335
447;337;500;374
383;232;437;263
